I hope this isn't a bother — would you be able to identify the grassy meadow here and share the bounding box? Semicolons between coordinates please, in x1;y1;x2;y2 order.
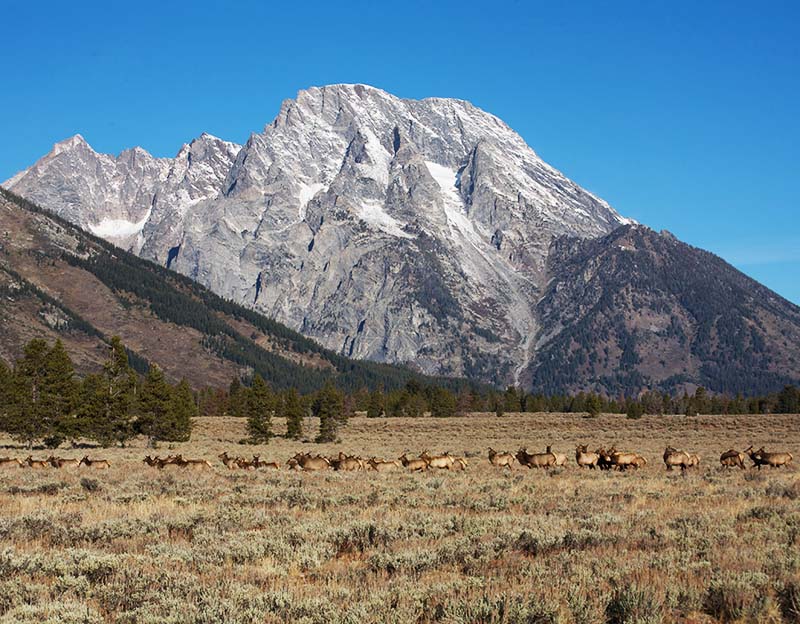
1;412;799;624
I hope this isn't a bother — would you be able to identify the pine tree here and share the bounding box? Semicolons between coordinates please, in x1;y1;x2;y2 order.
137;365;174;446
428;386;456;418
165;379;195;442
283;388;304;440
42;339;78;446
366;390;385;418
625;398;644;420
7;338;50;446
228;377;246;417
585;393;602;417
246;374;273;443
0;359;11;433
314;381;343;443
96;336;138;447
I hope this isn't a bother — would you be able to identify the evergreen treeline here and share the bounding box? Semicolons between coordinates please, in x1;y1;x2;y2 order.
0;337;195;448
2;336;798;451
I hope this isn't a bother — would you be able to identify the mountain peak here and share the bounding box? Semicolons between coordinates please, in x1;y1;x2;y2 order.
4;85;674;389
51;133;91;156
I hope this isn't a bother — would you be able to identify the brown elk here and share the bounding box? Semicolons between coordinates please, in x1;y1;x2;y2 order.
687;453;700;468
745;446;793;469
608;449;641;471
172;454;213;470
79;456;110;469
487;447;516;470
519;446;557;469
595;447;614;470
0;457;24;469
25;456;50;469
630;455;648;469
290;452;330;471
48;456;80;468
553;451;568;467
367;457;403;472
398;452;429;472
575;445;600;469
331;452;363;471
218;452;239;470
663;447;693;471
252;455;280;470
720;448;747;469
420;450;457;470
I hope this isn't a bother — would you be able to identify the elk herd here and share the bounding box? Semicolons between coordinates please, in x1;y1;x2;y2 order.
0;445;793;474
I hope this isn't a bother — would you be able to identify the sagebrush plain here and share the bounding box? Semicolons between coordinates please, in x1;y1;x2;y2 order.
1;413;799;624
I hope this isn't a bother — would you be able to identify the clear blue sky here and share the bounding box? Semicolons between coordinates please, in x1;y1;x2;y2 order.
2;0;798;303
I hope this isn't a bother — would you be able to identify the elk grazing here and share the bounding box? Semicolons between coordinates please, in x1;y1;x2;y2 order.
0;457;24;469
143;455;164;468
48;456;80;468
398;452;429;472
487;447;516;470
553;451;568;467
516;447;555;469
79;456;110;469
720;448;747;469
745;446;793;469
290;452;330;471
663;447;693;471
630;455;648;469
25;456;50;469
575;445;600;469
687;453;700;468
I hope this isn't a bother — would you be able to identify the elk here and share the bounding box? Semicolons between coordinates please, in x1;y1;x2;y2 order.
663;447;693;471
553;451;568;467
48;456;80;468
79;456;110;469
720;448;747;469
595;448;614;470
745;446;793;469
330;452;362;471
687;453;701;468
420;450;457;470
608;449;641;471
172;454;213;470
487;447;516;470
25;456;50;469
290;452;330;471
0;457;23;469
575;445;599;469
218;452;239;470
367;457;403;472
252;455;280;470
516;447;556;469
630;455;648;469
398;452;428;472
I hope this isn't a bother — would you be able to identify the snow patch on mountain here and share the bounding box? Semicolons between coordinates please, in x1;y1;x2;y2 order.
90;208;152;239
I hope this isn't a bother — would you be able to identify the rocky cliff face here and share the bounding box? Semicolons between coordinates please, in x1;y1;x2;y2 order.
7;84;630;385
22;84;799;396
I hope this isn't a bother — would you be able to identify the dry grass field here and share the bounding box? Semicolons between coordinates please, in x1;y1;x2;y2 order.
1;413;799;624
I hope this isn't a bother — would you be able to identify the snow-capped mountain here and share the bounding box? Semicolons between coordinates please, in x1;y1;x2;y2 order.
6;84;632;385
